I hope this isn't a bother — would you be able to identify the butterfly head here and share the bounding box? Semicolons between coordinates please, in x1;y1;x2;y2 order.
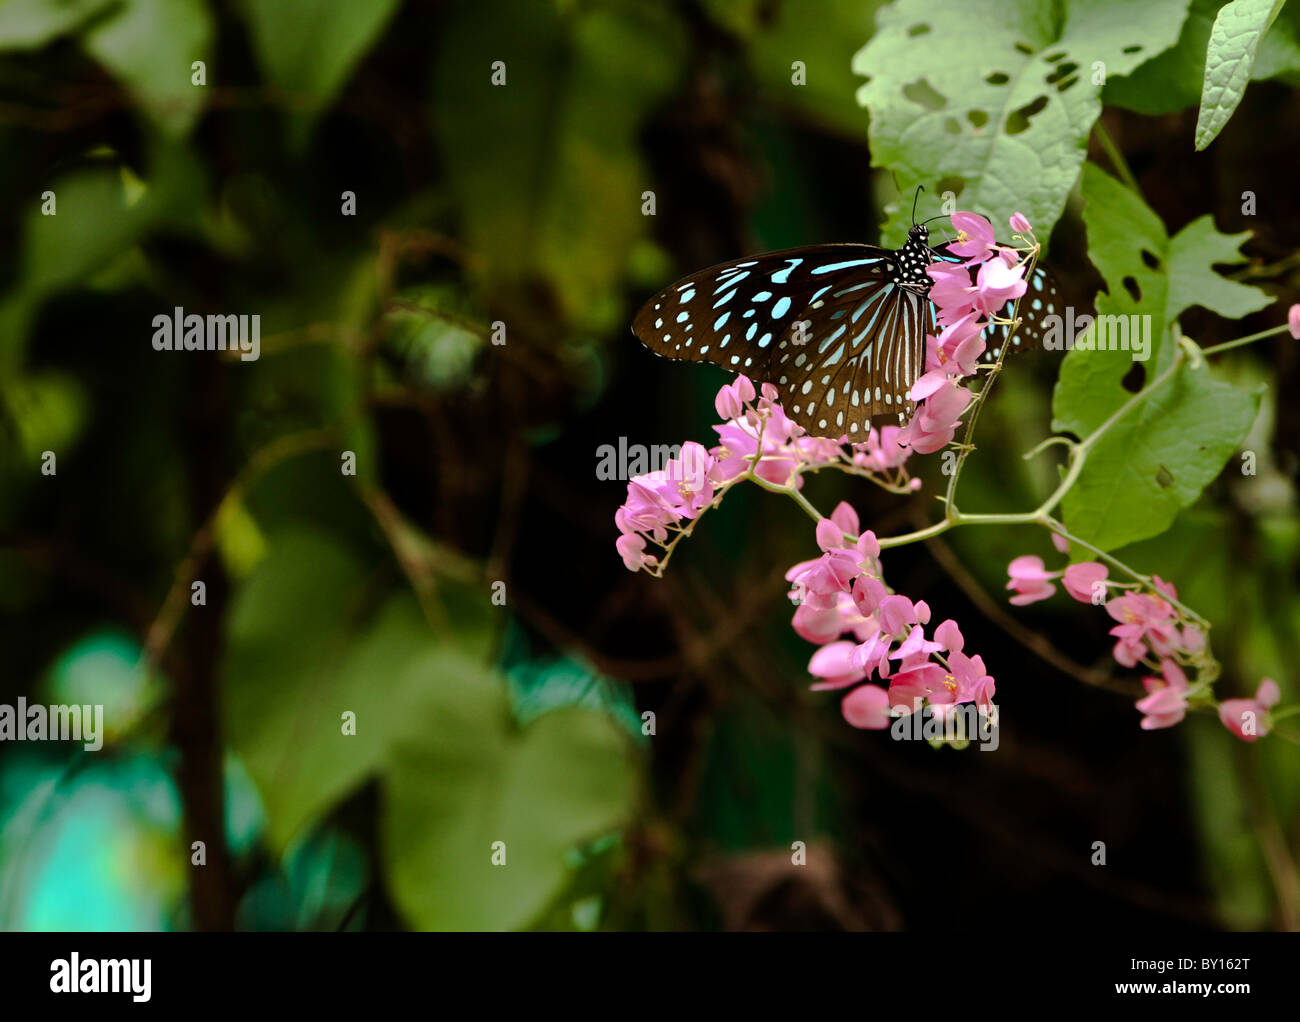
908;224;930;244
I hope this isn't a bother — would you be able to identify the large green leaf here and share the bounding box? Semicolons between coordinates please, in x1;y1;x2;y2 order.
222;528;489;850
82;0;213;138
381;699;638;931
1195;0;1286;149
854;0;1190;245
239;0;401;144
1050;163;1269;551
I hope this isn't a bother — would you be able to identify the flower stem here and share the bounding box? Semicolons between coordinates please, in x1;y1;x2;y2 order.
1202;322;1293;357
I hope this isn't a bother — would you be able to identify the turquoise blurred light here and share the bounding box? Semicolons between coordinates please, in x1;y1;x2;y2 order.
43;629;165;742
0;629;268;930
0;751;266;931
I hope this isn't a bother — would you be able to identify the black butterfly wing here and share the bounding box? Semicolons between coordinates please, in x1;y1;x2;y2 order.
632;245;919;437
765;274;928;436
1006;263;1062;356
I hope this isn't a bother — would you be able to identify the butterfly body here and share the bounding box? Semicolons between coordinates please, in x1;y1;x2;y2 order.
632;226;1057;440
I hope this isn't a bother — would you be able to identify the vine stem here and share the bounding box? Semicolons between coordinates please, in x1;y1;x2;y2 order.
877;335;1187;548
1095;121;1141;193
1202;322;1293;357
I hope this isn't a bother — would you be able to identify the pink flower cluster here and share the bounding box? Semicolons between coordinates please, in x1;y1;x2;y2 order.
1005;535;1282;741
789;502;995;729
615;376;914;575
901;211;1034;454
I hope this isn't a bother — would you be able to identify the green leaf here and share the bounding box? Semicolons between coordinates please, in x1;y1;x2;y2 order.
1109;0;1300;113
1105;0;1221;115
222;528;492;850
1194;0;1285;150
430;2;685;328
381;700;638;931
1253;1;1300;80
853;0;1191;246
239;0;400;144
0;0;115;50
2;370;87;461
0;144;207;369
81;0;213;138
1050;163;1268;551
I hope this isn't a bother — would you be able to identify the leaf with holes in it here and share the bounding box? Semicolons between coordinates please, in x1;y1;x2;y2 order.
1195;0;1287;150
1049;163;1267;552
1104;0;1222;115
853;0;1191;247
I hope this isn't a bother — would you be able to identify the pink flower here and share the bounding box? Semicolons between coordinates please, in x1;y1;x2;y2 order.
710;421;759;482
1219;678;1281;742
1151;574;1178;601
876;594;919;635
949;651;996;707
947;211;997;263
616;532;655;572
792;590;877;644
615;476;680;542
794;435;843;466
855;425;911;471
1009;211;1032;234
715;376;755;420
852;630;894;680
808;641;867;690
926;262;977;323
936;314;986;373
934;618;964;653
783;515;994;724
890;624;943;661
757;398;801;446
841;684;892;729
1062;562;1107;604
1289;304;1300;341
888;663;949;709
973;257;1027;316
652;442;715;517
1180;625;1206;654
899;379;970;453
821;500;854;536
1135;659;1190;730
1006;555;1056;605
911;324;985;400
1107;592;1178;664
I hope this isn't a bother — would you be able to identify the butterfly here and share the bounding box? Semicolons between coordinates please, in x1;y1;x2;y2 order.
631;222;1059;440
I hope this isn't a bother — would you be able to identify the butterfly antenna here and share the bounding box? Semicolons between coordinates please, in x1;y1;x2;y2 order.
911;185;924;225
